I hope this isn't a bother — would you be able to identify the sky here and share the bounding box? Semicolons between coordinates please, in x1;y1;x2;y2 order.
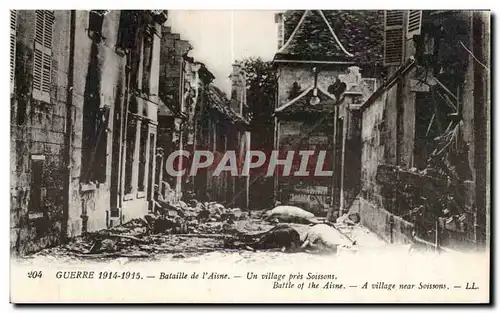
167;10;279;94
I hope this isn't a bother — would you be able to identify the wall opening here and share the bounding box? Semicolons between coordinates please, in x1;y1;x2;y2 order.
88;10;107;42
147;132;155;203
142;29;153;95
138;123;148;192
124;119;136;194
81;41;107;184
28;157;45;214
413;90;454;170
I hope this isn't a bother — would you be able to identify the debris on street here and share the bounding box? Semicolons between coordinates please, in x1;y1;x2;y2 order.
30;201;386;261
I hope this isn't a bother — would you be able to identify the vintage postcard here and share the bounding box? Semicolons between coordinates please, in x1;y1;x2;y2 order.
9;9;491;303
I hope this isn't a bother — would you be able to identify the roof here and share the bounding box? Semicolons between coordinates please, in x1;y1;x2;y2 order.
275;10;384;64
206;85;249;126
158;93;185;118
275;85;337;116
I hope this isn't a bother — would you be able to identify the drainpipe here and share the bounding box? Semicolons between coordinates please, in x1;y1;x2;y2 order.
62;10;76;241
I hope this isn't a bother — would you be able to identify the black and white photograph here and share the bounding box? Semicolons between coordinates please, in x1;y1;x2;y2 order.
8;8;491;303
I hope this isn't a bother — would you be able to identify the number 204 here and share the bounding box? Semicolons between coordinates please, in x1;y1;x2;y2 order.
27;271;42;279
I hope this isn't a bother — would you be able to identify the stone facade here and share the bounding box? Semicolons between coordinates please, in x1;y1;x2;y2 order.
156;30;251;208
273;10;377;215
11;10;71;255
10;10;167;256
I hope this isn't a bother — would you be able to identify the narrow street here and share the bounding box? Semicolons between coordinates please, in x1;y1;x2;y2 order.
10;9;488;259
27;200;392;263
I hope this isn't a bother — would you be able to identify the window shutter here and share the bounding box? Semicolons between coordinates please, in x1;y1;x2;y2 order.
10;10;17;85
275;13;284;49
33;10;54;101
407;10;422;38
383;10;404;66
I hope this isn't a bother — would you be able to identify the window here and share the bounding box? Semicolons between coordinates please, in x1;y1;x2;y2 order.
124;119;137;195
414;90;455;170
116;11;139;54
147;133;156;200
33;10;54;103
138;123;148;192
383;10;404;66
28;156;45;214
88;10;108;42
407;10;423;39
10;10;17;90
81;106;108;183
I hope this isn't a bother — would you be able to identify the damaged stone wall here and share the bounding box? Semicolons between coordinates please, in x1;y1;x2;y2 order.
157;28;192;201
351;11;489;248
11;10;165;256
67;11;128;237
10;11;71;255
119;12;162;223
352;86;415;244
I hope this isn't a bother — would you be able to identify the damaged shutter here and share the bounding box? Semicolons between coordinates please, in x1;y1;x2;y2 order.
10;10;17;87
383;10;404;66
33;10;54;101
407;10;422;38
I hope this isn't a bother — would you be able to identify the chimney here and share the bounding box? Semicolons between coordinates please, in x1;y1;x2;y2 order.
230;63;246;115
275;13;284;49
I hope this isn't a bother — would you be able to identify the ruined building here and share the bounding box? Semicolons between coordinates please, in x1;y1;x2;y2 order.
157;29;251;208
272;10;382;214
201;64;251;208
10;10;168;255
272;10;490;250
157;28;191;201
354;11;490;250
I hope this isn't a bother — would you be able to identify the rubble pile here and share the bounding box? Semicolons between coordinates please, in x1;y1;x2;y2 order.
31;201;368;260
150;200;250;235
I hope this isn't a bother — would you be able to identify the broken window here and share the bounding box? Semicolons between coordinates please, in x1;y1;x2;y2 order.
10;10;17;91
81;106;108;184
124;119;137;194
138;123;148;192
116;11;143;90
33;10;54;103
88;10;108;42
28;156;44;213
414;91;454;170
116;11;140;53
